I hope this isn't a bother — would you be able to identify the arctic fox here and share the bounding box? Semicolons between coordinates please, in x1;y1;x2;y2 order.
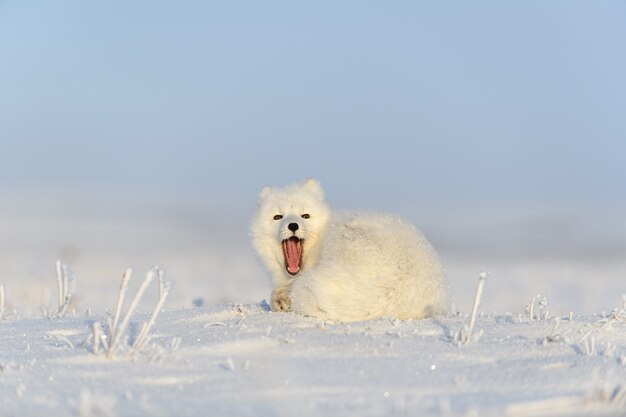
251;179;449;322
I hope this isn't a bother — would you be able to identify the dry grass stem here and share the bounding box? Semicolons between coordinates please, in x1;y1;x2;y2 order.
104;266;170;358
110;269;132;337
453;272;487;346
0;284;5;320
48;261;74;319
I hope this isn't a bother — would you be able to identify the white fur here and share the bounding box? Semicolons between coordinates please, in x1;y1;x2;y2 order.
251;179;449;322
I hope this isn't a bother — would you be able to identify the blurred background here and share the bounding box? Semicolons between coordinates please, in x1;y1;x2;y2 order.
1;1;625;316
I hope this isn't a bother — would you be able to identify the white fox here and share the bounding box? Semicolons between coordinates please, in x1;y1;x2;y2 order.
251;179;449;322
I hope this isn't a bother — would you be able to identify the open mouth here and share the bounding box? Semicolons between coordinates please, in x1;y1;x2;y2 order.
282;236;303;275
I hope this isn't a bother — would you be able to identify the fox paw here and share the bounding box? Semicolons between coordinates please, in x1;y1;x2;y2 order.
271;289;291;311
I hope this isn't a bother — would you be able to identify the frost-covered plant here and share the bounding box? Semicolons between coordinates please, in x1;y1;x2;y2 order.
595;295;625;330
109;268;132;340
453;272;486;346
132;268;170;351
541;318;572;346
0;283;5;320
600;342;617;358
579;331;596;356
91;322;104;356
597;310;624;330
92;266;170;358
525;294;550;322
45;260;75;319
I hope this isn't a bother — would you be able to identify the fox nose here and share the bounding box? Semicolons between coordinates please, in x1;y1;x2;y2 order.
288;223;299;232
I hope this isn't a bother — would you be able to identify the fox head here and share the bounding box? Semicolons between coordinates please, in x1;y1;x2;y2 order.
251;179;331;284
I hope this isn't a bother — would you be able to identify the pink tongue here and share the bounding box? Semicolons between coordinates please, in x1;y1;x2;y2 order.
285;238;301;274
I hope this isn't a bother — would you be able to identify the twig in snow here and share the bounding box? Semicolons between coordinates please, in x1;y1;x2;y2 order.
0;284;5;320
48;261;75;319
542;318;572;346
170;337;181;351
110;269;132;337
467;272;486;337
525;294;550;322
601;342;617;358
56;260;64;308
156;266;167;300
595;296;625;330
581;334;596;356
105;266;170;358
107;269;155;357
132;278;170;350
92;322;104;355
54;335;75;349
453;272;486;346
221;357;236;371
204;322;227;327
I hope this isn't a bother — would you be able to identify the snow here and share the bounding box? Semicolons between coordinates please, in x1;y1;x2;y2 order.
1;303;625;417
1;192;626;416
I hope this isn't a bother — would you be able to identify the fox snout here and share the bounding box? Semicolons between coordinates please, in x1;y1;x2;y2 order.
278;219;303;241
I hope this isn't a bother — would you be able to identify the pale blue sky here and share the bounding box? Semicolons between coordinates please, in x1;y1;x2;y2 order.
1;1;625;207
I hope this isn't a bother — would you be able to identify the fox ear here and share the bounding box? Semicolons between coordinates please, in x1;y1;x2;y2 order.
258;186;272;204
302;178;324;200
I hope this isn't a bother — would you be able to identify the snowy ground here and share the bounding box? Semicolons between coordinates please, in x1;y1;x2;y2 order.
1;303;625;417
1;191;626;416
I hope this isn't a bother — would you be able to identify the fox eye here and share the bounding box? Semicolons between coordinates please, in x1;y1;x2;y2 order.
301;214;310;219
273;214;283;220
